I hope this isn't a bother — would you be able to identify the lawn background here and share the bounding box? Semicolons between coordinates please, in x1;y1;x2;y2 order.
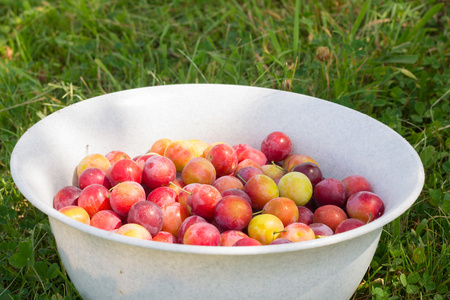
0;0;449;299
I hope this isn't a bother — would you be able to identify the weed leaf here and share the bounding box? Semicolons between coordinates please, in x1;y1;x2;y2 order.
8;239;33;269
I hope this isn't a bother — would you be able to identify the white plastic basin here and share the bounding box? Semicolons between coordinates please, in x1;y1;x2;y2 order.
10;84;425;300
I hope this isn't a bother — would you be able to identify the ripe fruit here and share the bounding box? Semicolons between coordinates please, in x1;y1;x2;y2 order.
313;205;348;232
153;231;177;243
177;215;208;244
54;134;386;245
342;175;373;200
277;172;313;206
346;191;385;223
205;143;238;177
76;153;111;178
78;167;111;190
109;181;146;217
309;223;334;237
279;222;315;242
283;154;319;172
314;178;346;208
183;222;221;246
235;166;264;185
221;188;251;204
77;184;112;218
177;183;200;212
116;223;152;240
291;162;323;187
270;238;293;245
260;131;292;162
234;159;263;175
247;214;284;245
181;157;216;185
58;206;90;225
263;197;299;227
149;138;172;156
238;148;267;166
261;164;287;184
212;176;244;194
232;143;253;158
105;150;131;165
220;230;249;246
53;186;81;210
90;210;122;231
186;184;222;220
335;218;366;234
142;156;177;190
233;238;262;246
166;178;185;195
109;159;142;186
164;140;196;172
147;187;178;208
244;174;279;210
214;195;253;231
134;153;160;171
188;139;210;157
160;202;189;237
127;201;164;236
297;206;314;225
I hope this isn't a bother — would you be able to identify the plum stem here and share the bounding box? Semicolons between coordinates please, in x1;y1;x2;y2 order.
271;161;287;172
236;174;247;184
170;182;192;195
367;213;372;223
108;184;118;192
273;229;287;235
252;209;264;216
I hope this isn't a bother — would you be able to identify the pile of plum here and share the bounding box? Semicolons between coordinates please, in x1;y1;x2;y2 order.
53;132;385;246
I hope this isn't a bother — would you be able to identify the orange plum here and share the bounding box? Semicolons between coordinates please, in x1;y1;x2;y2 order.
153;231;177;243
58;205;90;225
279;222;316;242
116;223;152;240
160;202;189;238
261;164;287;185
313;205;348;232
188;139;210;157
244;174;279;211
263;197;299;227
212;175;244;195
76;153;111;178
181;157;216;185
149;138;172;156
164;140;196;172
282;154;319;172
105;150;131;165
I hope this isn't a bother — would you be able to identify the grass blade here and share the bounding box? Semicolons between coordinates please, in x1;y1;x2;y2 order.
376;55;418;64
293;0;300;55
94;58;121;92
400;3;444;42
350;0;371;39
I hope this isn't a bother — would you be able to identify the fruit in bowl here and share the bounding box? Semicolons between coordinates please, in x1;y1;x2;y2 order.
10;84;424;300
53;129;389;249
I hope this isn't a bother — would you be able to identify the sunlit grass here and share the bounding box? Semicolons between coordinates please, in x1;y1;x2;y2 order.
1;0;449;299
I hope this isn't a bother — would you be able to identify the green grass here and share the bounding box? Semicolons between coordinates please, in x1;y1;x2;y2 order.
1;0;449;299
